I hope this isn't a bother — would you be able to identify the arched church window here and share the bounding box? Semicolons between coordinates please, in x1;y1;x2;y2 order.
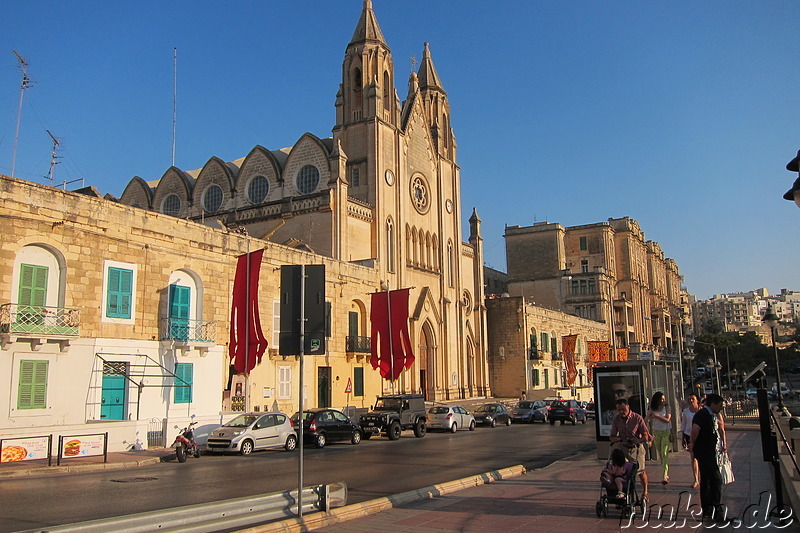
203;184;223;213
248;176;269;204
353;68;362;108
296;165;320;195
386;218;395;273
163;194;181;217
383;71;391;108
447;240;454;287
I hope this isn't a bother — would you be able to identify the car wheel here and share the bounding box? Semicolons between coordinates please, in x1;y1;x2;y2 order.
387;421;402;440
450;422;458;433
284;434;297;451
506;417;512;426
582;417;587;424
413;420;427;438
550;418;556;425
490;419;497;428
315;433;327;449
240;439;254;456
469;420;476;431
351;430;362;445
571;416;576;426
560;420;565;425
529;416;535;424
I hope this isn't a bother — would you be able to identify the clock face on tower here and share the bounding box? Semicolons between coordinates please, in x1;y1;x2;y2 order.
446;199;453;213
385;170;394;186
410;175;430;214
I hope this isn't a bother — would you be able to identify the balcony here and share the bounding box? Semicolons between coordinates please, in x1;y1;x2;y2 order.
529;347;540;360
160;318;216;351
346;335;371;356
0;303;80;350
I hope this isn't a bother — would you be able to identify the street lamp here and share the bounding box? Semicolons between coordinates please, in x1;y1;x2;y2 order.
683;352;696;391
784;150;800;208
706;359;722;396
694;340;720;396
762;305;788;415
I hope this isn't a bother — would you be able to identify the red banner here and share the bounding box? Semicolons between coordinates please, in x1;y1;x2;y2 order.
616;347;629;361
562;334;578;386
588;340;610;363
229;250;268;375
370;288;415;381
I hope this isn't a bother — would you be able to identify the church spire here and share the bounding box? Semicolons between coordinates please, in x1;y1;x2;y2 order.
349;0;386;46
417;42;444;93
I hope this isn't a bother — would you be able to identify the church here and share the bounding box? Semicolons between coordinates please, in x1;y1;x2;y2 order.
117;0;490;402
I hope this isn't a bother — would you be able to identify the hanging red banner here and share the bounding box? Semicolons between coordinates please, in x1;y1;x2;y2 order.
370;288;414;381
229;250;268;375
562;334;578;386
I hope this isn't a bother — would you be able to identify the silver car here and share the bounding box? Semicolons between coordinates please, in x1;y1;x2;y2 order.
511;400;549;423
426;405;476;432
206;412;297;455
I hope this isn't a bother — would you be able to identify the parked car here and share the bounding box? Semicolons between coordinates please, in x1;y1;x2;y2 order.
427;405;476;432
585;402;596;420
510;400;548;423
206;412;297;455
292;408;363;448
473;403;511;427
359;394;427;440
548;399;587;425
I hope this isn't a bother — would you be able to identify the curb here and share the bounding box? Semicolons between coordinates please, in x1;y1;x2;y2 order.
235;464;527;533
0;455;166;479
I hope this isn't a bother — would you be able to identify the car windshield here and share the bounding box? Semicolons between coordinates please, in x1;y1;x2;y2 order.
475;405;496;412
429;407;449;414
224;414;258;428
374;398;403;410
516;402;533;409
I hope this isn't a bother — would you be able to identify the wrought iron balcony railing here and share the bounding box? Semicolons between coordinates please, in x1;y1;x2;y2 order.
160;317;216;343
345;335;371;354
0;303;80;336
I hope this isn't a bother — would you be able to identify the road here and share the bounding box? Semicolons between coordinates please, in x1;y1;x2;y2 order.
0;420;596;531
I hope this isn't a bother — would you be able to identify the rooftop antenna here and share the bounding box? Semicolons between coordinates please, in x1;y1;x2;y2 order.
45;129;61;183
172;48;177;167
12;50;34;178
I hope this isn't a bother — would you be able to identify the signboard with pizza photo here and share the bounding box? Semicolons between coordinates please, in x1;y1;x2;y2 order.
0;436;50;463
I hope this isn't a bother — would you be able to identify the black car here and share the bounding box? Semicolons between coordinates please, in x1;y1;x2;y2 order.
548;399;587;425
292;408;363;448
472;403;511;427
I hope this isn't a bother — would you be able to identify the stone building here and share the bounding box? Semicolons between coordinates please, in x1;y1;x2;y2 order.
115;0;489;402
486;296;609;400
504;217;685;360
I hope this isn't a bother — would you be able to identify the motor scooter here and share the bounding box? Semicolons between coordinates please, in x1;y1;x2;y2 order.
172;421;200;462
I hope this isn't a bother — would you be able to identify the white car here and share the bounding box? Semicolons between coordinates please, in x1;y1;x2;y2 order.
426;405;476;432
206;412;297;455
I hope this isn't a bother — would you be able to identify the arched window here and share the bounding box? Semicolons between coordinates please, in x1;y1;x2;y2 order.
447;240;454;287
405;225;412;266
203;184;223;213
163;194;181;217
296;165;320;194
425;232;432;271
386;218;394;273
352;68;362;108
541;332;549;352
383;71;391;107
411;228;418;265
432;234;439;272
419;231;426;269
248;176;269;204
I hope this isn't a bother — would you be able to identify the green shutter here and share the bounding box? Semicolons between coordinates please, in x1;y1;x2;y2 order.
107;267;133;318
174;363;193;403
354;367;364;397
18;360;48;409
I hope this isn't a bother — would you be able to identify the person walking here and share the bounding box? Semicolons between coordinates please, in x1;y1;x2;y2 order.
688;393;725;522
609;398;651;501
646;391;672;485
681;394;701;488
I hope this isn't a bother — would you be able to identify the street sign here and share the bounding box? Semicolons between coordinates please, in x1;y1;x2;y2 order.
345;378;352;394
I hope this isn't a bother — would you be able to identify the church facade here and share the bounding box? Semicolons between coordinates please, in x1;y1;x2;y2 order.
118;0;490;402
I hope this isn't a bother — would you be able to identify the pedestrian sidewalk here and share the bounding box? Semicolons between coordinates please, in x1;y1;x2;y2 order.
0;447;170;478
308;429;800;532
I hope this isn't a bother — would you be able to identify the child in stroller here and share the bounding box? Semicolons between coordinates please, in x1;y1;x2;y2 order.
596;447;641;518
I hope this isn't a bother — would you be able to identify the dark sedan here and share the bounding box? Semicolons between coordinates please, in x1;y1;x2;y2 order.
548;399;587;425
472;403;511;428
292;408;363;448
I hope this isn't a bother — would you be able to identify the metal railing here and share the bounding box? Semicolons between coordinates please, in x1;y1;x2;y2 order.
0;303;80;336
345;335;371;353
160;318;216;343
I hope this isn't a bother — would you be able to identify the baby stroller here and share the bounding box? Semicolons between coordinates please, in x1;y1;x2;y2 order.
595;446;645;519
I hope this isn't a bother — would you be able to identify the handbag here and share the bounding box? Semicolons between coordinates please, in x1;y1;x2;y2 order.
718;451;735;484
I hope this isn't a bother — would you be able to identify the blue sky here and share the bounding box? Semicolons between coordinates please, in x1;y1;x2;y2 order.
2;1;798;300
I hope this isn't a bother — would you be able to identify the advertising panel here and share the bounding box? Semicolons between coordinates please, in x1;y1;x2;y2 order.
60;435;105;458
0;436;49;463
595;369;645;438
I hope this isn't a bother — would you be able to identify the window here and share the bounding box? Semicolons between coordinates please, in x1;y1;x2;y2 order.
386;218;395;272
163;194;181;217
447;241;454;287
580;280;587;294
296;165;320;194
529;333;537;355
248;176;269;204
174;363;193;403
531;368;540;387
571;280;578;295
588;279;596;294
581;260;589;273
278;366;292;399
107;267;133;319
18;264;48;325
17;360;48;410
541;332;549;352
354;367;364;396
350;167;360;187
580;236;587;250
203;185;223;213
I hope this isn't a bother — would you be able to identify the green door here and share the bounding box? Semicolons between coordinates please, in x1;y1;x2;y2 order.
18;264;48;327
169;284;191;340
101;362;127;420
317;366;331;408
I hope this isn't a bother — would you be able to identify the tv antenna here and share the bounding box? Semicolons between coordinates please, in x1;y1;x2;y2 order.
12;50;34;179
45;129;61;183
